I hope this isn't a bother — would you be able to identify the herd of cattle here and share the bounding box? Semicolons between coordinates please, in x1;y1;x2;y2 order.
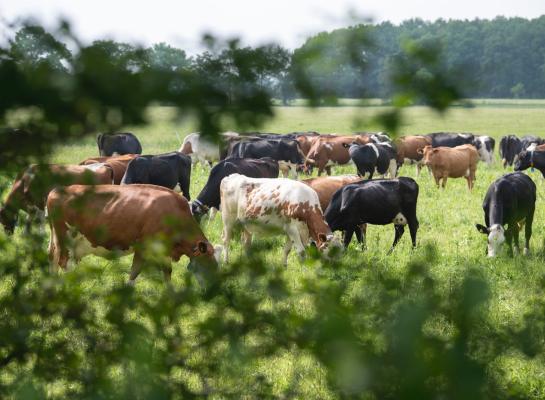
1;129;544;283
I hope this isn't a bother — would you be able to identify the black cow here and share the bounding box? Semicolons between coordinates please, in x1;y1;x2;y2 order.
191;157;279;220
228;139;305;177
121;152;191;199
514;148;545;177
97;132;142;156
427;132;475;148
325;177;419;251
475;172;535;257
345;142;397;179
499;135;522;167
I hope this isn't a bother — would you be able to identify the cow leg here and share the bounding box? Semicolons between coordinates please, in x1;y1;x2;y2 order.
524;213;533;255
433;174;441;188
325;166;332;176
388;159;397;178
128;250;144;284
221;218;234;263
388;225;405;254
505;228;514;257
408;217;418;249
49;217;69;271
441;176;447;189
343;228;355;248
286;223;306;262
282;238;293;266
512;225;521;255
208;207;218;223
355;224;367;249
416;162;422;177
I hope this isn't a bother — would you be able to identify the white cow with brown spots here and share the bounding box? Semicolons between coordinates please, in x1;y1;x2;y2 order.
220;174;336;265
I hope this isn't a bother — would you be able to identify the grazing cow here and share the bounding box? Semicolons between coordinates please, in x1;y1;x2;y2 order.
420;144;479;189
428;132;475;148
301;175;361;211
80;154;138;184
514;147;545;177
180;131;238;167
394;135;432;175
473;135;496;166
345;142;397;179
499;135;522;167
46;184;220;284
121;152;191;200
0;164;114;234
220;174;336;265
475;172;535;257
191;157;280;220
325;177;419;251
97;132;142;156
228;139;305;177
304;135;370;176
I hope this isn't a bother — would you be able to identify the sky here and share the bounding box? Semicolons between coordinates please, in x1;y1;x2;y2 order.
1;0;544;51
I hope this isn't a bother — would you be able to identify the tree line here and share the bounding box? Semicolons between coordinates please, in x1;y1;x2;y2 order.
10;16;545;107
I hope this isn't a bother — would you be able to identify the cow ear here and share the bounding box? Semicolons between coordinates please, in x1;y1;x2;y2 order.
318;233;328;243
198;241;209;254
475;224;489;234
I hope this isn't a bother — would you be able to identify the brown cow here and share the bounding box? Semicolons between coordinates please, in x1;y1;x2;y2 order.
305;135;370;176
420;144;479;189
0;164;114;234
302;175;361;211
46;184;219;284
80;154;138;184
395;135;432;176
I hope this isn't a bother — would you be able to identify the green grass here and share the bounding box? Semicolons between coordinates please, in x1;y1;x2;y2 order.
5;101;545;397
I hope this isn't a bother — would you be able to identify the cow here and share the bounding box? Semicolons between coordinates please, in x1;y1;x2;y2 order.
394;135;432;175
97;132;142;156
514;147;545;177
227;139;305;178
121;152;191;200
304;135;370;176
345;142;397;179
295;133;322;156
46;184;220;284
191;157;280;221
499;135;543;167
180;131;239;167
80;154;138;184
427;132;475;148
420;144;479;189
219;174;337;265
0;164;114;234
473;135;496;166
475;172;535;257
324;177;419;251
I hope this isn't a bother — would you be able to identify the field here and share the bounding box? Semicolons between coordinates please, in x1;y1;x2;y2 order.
4;101;545;397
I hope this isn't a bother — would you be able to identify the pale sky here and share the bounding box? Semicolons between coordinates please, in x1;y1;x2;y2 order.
1;0;544;51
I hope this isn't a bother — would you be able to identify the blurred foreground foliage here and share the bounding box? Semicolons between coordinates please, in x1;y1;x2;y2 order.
0;20;544;399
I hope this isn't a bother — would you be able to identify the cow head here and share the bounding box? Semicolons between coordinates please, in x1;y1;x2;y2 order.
190;199;210;222
514;150;532;171
476;223;505;257
187;240;220;286
418;145;435;165
315;232;343;259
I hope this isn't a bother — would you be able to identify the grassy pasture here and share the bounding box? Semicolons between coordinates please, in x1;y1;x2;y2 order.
4;101;545;397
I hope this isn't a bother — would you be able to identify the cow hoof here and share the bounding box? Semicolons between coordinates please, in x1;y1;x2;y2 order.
523;248;530;256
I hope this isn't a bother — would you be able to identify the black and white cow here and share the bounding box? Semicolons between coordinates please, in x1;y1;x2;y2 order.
473;135;496;165
325;177;419;251
97;132;142;156
345;142;397;179
521;135;544;150
428;132;475;148
514;148;545;177
499;135;522;167
228;139;305;177
121;152;191;199
191;157;279;221
475;172;535;257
